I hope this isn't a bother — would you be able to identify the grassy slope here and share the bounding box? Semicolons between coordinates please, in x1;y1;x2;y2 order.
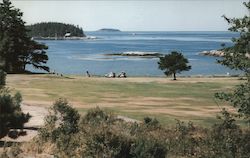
6;74;243;126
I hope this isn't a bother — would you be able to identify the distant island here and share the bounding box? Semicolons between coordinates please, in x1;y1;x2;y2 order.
105;51;163;57
26;22;86;40
97;28;121;32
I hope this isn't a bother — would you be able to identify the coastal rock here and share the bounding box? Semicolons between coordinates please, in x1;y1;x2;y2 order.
105;51;162;57
199;50;225;57
200;50;250;58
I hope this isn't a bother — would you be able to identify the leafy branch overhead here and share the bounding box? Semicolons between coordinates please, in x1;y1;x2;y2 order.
219;2;250;74
216;1;250;122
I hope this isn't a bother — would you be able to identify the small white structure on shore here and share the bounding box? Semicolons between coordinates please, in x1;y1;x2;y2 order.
86;36;97;40
64;33;71;38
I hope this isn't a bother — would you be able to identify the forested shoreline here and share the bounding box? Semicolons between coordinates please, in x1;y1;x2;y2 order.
26;22;86;38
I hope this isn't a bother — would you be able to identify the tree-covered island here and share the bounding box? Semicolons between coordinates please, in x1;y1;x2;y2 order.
27;22;86;40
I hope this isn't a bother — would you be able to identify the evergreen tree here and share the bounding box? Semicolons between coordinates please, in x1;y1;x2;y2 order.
216;1;250;122
0;0;49;73
158;51;191;80
0;69;6;87
0;70;30;139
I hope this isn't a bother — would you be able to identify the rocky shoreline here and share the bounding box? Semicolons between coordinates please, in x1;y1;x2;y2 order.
32;36;98;40
105;52;163;57
199;50;250;58
199;50;225;57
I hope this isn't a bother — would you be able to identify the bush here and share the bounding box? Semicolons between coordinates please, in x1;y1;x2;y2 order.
83;106;117;125
39;99;81;157
166;120;206;157
143;117;160;128
82;108;132;157
39;99;80;140
0;70;30;139
85;125;133;158
37;106;170;157
0;89;30;139
33;106;249;158
0;69;6;87
131;134;167;158
204;110;250;158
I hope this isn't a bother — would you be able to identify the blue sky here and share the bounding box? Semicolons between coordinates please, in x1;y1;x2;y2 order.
12;0;248;31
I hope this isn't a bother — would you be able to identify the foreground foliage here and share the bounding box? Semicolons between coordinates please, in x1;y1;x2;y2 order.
37;101;168;158
216;1;250;122
0;0;49;73
4;100;248;158
0;70;30;139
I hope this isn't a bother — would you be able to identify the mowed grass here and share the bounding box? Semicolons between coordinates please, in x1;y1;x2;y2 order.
6;74;243;126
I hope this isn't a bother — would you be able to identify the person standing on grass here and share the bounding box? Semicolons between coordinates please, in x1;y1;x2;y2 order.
86;70;90;77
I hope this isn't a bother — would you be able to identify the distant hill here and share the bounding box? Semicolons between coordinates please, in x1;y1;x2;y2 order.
26;22;86;38
97;28;121;32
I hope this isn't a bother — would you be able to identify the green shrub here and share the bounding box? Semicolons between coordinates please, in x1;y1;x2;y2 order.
0;69;6;87
0;70;30;139
34;106;249;158
85;125;133;158
39;99;80;140
83;106;117;125
131;135;167;158
39;99;81;157
0;89;30;139
204;110;250;158
166;120;205;157
143;117;160;128
0;143;22;158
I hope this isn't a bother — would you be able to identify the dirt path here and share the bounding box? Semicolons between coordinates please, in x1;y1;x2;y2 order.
22;103;49;128
1;103;139;143
1;104;48;142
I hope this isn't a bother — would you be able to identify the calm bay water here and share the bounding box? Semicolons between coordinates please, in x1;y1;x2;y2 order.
29;31;240;76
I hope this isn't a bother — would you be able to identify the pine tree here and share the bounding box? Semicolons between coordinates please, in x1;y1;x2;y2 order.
0;70;30;139
158;51;191;80
0;0;49;73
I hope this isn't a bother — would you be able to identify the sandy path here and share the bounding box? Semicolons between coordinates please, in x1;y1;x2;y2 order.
22;104;49;128
1;103;138;143
1;104;48;142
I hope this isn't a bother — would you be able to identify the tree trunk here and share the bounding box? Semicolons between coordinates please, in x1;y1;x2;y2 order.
173;73;176;80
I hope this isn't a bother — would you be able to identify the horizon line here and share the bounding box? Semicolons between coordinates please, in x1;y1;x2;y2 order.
84;30;233;32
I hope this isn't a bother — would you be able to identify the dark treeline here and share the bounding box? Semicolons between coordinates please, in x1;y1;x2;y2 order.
26;22;86;37
0;0;49;73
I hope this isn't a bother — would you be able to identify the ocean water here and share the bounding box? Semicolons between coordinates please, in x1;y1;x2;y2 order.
29;31;240;76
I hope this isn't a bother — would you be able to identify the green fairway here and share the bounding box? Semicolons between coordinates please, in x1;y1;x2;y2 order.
7;74;243;126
